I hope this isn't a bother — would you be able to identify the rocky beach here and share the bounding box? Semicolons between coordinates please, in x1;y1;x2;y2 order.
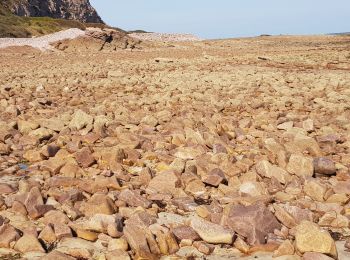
0;30;350;259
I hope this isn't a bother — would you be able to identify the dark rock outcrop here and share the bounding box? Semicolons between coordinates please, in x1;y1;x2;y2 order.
4;0;103;23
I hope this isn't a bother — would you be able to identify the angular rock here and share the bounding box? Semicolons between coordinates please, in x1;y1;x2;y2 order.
75;147;96;168
80;194;116;217
0;224;20;248
172;225;200;241
256;160;291;184
172;197;198;212
23;149;44;162
108;238;129;251
39;225;57;245
118;189;152;208
185;179;206;196
59;163;83;178
24;186;53;219
86;28;115;42
190;216;233;244
295;221;337;259
193;241;214;255
94;147;126;171
40;118;65;132
42;210;71;225
69;109;93;131
75;229;98;241
157;212;188;227
318;211;349;228
70;214;123;238
226;203;281;245
174;146;206;160
28;127;54;141
239;181;268;197
273;204;313;228
149;224;179;255
14;234;45;253
304;179;326;202
18;120;39;134
285;135;322;157
274;204;297;228
277;121;294;130
286;154;314;178
202;168;226;187
41;157;66;174
302;119;314;132
147;171;182;196
56;238;99;259
54;223;73;240
234;237;250;254
273;240;295;257
314;157;336;175
196;205;210;219
124;221;160;258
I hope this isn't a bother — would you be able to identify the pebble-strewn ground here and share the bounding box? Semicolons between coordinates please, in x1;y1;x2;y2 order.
0;34;350;260
129;32;202;42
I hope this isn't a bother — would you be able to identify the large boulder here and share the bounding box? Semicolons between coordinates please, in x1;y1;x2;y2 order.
295;221;337;259
0;224;20;248
225;203;281;245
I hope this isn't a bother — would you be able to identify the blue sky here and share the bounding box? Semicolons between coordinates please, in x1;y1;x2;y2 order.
90;0;350;39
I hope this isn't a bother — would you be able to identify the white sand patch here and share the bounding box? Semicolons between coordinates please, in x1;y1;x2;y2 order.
0;28;85;50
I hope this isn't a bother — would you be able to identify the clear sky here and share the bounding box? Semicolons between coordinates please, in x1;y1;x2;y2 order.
90;0;350;39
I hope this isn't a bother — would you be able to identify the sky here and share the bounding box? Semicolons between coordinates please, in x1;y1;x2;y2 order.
90;0;350;39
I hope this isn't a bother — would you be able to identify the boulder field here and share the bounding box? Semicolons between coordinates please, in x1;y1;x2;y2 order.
0;34;350;259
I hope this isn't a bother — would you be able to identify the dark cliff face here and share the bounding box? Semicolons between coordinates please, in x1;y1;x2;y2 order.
5;0;104;23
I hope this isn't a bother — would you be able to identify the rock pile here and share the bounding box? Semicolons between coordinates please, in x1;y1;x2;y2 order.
0;34;350;259
54;28;142;52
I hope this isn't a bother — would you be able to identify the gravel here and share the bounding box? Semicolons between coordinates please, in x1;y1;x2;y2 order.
0;28;85;50
129;32;202;42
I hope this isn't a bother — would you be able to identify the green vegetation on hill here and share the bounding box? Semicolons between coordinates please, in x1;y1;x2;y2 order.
128;30;150;34
0;3;119;38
